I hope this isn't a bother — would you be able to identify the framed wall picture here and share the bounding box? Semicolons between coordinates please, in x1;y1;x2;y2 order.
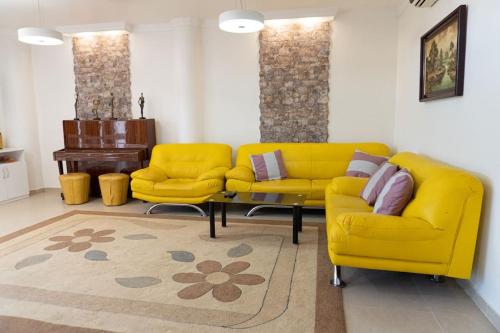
419;5;467;102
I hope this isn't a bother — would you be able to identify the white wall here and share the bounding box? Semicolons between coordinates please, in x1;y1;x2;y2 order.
330;8;397;144
395;0;500;323
201;24;261;147
0;31;44;190
30;38;76;189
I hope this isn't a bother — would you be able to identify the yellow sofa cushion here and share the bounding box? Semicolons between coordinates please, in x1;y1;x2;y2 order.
330;213;449;263
133;178;223;198
250;179;311;198
149;144;232;179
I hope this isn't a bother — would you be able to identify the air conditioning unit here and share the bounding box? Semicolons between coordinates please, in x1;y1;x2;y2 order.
409;0;439;7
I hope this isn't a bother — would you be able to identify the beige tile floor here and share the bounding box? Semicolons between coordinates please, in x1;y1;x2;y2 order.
0;190;497;333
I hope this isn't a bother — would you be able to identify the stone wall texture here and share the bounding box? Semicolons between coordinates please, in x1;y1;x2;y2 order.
72;34;132;120
259;21;331;142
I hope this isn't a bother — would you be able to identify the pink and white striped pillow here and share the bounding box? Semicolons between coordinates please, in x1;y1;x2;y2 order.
346;150;388;178
361;162;399;205
373;169;414;216
250;150;288;181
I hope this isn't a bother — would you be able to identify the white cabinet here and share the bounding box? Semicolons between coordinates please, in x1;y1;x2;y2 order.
0;149;30;204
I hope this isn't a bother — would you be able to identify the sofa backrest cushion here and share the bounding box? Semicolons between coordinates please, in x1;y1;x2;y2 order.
235;143;390;180
150;144;232;179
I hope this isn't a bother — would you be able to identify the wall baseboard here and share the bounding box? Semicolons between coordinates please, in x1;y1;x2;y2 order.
29;187;60;195
458;280;500;331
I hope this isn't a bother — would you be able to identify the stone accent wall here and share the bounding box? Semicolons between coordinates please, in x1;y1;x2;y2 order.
72;34;132;119
259;22;331;142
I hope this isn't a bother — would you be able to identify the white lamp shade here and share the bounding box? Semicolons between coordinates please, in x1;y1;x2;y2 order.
219;10;264;33
18;27;64;46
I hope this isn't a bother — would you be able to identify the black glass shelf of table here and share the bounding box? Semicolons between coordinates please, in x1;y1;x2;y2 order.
206;191;306;244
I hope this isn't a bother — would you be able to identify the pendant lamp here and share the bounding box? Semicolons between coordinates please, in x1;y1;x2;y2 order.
18;0;63;45
219;0;264;33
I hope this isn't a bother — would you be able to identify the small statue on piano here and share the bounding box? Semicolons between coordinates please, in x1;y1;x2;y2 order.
109;92;116;120
74;92;80;120
92;98;101;120
138;93;146;119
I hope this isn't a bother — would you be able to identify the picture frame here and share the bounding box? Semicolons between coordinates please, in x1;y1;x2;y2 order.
419;5;467;102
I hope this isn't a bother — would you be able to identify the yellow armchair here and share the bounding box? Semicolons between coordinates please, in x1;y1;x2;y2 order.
131;144;232;215
326;152;484;287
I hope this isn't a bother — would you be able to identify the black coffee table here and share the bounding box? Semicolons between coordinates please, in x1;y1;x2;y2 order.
206;192;306;244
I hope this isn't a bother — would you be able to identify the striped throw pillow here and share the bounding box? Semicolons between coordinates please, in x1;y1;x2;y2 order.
373;169;414;216
250;150;288;181
346;150;388;178
361;162;399;205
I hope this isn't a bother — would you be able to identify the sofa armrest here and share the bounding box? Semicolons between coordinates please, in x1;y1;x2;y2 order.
335;212;441;241
131;166;168;182
329;176;368;197
226;166;255;183
197;167;229;181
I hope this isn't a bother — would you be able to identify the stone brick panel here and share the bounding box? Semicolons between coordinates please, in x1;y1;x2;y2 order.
259;22;331;142
72;34;132;120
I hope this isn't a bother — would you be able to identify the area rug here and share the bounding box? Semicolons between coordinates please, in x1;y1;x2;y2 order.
0;211;345;333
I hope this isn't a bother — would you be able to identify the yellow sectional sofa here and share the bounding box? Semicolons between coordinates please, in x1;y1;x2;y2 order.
131;143;232;215
326;152;483;286
226;143;390;207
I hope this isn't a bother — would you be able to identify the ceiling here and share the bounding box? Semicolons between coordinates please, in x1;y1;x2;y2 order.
0;0;403;29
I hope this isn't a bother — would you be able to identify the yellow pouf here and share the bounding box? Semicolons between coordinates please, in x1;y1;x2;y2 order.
59;172;90;205
98;173;130;206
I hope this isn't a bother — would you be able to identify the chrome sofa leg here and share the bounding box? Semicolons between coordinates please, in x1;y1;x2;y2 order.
330;265;346;288
430;275;445;283
145;203;207;216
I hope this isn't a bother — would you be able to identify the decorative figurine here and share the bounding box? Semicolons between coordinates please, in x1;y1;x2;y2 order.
92;98;101;120
74;92;80;120
109;92;116;120
138;92;146;119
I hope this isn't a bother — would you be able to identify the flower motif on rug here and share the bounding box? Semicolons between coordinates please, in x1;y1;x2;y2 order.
44;228;115;252
172;260;265;302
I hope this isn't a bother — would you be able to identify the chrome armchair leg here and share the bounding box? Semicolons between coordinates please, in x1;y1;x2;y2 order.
330;265;346;288
430;275;445;283
145;203;207;217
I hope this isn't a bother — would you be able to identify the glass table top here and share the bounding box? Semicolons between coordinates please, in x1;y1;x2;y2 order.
206;191;305;206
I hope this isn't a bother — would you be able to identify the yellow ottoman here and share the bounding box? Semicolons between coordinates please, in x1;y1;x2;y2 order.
59;173;90;205
98;173;130;206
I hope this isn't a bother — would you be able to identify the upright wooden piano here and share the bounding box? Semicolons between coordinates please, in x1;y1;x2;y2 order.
53;119;156;196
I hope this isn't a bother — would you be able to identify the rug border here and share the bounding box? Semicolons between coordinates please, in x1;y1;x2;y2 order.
0;210;346;333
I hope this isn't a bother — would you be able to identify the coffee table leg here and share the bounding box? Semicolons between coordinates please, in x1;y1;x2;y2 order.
209;201;215;238
221;202;227;227
298;206;303;232
293;205;299;244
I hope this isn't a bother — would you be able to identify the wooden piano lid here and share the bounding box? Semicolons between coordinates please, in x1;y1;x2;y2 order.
62;119;156;154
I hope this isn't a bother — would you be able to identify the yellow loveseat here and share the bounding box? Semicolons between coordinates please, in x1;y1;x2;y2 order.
131;143;232;215
326;152;483;286
226;143;390;207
